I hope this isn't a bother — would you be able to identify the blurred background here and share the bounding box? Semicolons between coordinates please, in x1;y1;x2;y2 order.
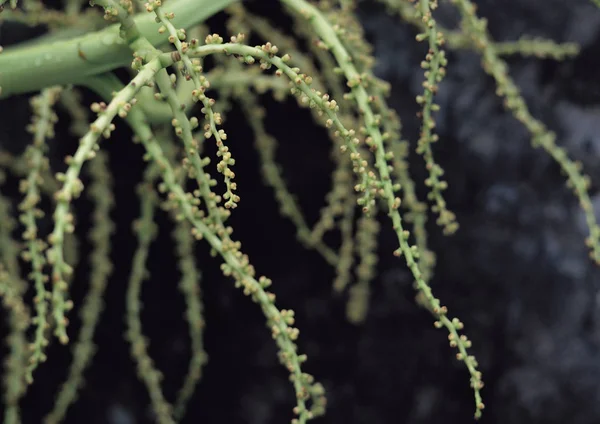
2;0;600;423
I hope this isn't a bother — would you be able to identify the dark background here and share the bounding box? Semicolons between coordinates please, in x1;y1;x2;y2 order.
2;0;600;423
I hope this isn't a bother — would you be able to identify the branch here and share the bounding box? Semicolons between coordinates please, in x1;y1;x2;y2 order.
0;0;237;98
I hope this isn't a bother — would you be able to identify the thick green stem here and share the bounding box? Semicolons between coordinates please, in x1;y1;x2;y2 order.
0;0;237;98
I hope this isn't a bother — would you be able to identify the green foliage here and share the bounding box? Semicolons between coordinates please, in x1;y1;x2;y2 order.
0;0;598;422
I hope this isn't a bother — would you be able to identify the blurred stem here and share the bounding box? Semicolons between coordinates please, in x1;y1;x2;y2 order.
0;0;237;98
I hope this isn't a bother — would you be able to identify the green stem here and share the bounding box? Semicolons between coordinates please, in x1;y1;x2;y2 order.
0;0;237;98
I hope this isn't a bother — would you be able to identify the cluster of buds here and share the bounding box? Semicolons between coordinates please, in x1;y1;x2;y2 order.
205;33;224;45
131;52;145;71
167;28;186;43
190;74;211;102
260;42;279;56
143;0;161;13
230;33;246;43
101;5;119;21
117;101;133;118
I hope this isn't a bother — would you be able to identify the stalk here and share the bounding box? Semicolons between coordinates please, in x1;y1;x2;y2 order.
0;0;237;98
